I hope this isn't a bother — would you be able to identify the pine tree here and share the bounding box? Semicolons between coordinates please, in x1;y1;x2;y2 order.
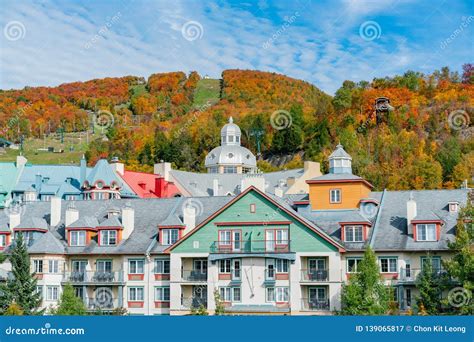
50;284;86;315
442;203;474;314
415;256;442;315
1;233;43;315
340;247;391;315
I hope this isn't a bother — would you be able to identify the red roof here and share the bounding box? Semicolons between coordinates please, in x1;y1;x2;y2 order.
120;170;180;198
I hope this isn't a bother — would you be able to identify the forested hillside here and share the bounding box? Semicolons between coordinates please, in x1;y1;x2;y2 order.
0;66;472;191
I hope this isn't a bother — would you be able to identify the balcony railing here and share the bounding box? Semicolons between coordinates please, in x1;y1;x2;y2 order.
301;298;330;311
301;269;329;282
87;297;120;310
210;240;291;254
181;269;208;282
62;271;124;284
399;268;447;282
181;296;207;309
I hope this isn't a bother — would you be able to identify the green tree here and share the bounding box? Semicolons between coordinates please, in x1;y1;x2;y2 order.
4;302;24;316
340;247;391;315
190;304;209;315
436;137;462;181
442;203;474;314
214;289;225;315
415;256;443;315
50;284;87;315
0;233;43;315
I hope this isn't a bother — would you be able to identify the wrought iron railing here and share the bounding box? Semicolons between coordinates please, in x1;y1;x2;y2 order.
181;269;208;282
62;271;124;283
210;240;291;254
301;298;330;311
301;269;329;281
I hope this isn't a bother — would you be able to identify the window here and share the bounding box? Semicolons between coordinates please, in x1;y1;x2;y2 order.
219;230;231;246
330;189;341;203
42;195;52;201
155;259;170;274
406;289;412;307
72;260;87;272
223;166;237;174
219;259;231;273
33;259;43;273
276;230;288;244
233;259;241;279
128;287;144;301
162;229;179;245
276;287;289;302
219;287;240;302
250;203;256;213
266;229;289;251
421;257;441;271
16;231;34;246
0;235;6;247
379;257;398;273
416;224;437;241
48;260;59;274
275;259;289;273
218;230;241;251
36;286;43;298
266;287;275;302
344;225;363;242
70;231;86;246
97;260;112;273
100;230;117;246
65;195;76;201
155;287;170;302
46;286;59;301
209;167;218;174
129;259;144;274
74;286;84;300
347;258;362;273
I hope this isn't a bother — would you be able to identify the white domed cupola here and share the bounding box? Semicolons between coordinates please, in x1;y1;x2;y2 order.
205;117;257;174
221;117;241;146
329;144;352;174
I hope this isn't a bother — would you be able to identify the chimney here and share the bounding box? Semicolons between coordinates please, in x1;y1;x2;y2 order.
183;205;196;235
213;179;219;196
16;155;27;168
50;196;62;227
155;177;166;198
274;187;284;198
406;192;417;235
111;157;125;176
121;204;135;239
9;206;21;231
80;155;87;186
241;174;266;193
35;173;42;193
154;161;171;182
286;177;296;187
65;203;79;227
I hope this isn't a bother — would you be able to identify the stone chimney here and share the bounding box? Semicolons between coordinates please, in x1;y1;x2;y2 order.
183;205;196;235
154;161;171;182
241;174;266;193
65;202;79;227
50;196;62;227
406;192;417;235
213;179;219;196
121;204;135;239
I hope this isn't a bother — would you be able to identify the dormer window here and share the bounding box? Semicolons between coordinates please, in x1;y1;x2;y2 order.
228;136;234;143
330;189;341;203
448;202;459;213
344;225;363;242
0;235;6;247
70;231;86;246
99;230;117;246
162;229;179;245
416;224;437;241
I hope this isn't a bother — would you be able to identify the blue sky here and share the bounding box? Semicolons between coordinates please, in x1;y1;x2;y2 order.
1;0;473;94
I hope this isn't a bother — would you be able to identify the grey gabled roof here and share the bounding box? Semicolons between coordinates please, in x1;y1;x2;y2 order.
67;216;99;228
28;230;65;254
15;216;48;230
97;216;122;228
309;173;364;182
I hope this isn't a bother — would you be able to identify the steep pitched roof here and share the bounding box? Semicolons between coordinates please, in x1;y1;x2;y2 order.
28;230;65;254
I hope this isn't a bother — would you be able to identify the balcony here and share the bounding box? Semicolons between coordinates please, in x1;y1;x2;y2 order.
210;240;291;254
181;296;207;309
301;298;330;311
181;270;208;282
398;268;448;283
87;297;120;311
62;271;124;284
301;269;329;282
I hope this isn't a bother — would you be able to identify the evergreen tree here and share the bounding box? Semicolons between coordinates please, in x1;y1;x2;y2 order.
1;233;43;315
213;289;225;315
415;256;443;315
340;247;391;315
443;203;474;314
50;284;87;315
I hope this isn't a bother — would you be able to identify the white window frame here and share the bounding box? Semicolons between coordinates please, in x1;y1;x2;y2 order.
275;259;289;273
46;286;59;301
154;287;170;302
379;257;398;273
266;287;275;302
330;189;341;203
154;259;170;274
347;258;362;273
162;229;179;245
276;287;289;302
48;260;59;274
219;259;231;273
33;259;43;273
219;287;241;302
128;287;144;301
416;224;437;241
0;235;6;247
100;230;117;246
344;225;364;242
128;259;144;274
70;230;86;246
